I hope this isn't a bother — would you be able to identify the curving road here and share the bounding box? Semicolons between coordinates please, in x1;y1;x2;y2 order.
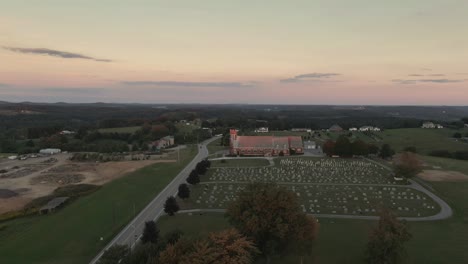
89;136;220;264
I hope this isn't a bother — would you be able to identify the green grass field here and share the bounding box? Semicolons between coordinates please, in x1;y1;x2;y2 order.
210;158;270;168
97;126;141;134
160;179;468;263
379;128;468;154
175;123;200;134
0;146;197;264
206;137;228;154
421;155;468;175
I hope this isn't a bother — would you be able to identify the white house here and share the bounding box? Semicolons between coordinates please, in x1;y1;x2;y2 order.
254;127;269;133
359;126;381;132
422;122;435;128
422;122;443;129
349;127;358;131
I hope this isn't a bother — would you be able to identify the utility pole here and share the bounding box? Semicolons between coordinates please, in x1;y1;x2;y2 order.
133;203;136;245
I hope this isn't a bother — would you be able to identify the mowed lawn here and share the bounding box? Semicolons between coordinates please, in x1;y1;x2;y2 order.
0;146;197;264
159;178;468;263
379;128;468;154
97;126;141;134
206;137;228;154
210;158;270;168
421;155;468;174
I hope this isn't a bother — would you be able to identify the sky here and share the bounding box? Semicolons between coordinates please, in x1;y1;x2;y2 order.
1;0;468;105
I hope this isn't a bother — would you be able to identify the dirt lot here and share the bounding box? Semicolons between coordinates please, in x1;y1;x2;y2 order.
418;170;468;182
0;154;176;214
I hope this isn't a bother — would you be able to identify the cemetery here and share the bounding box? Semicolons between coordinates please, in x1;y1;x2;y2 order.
186;157;441;217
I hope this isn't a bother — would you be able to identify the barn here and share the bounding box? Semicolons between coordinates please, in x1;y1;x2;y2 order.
229;129;303;156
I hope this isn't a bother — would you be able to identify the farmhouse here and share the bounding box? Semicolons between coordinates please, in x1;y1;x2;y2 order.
229;129;303;156
148;136;175;150
422;122;444;129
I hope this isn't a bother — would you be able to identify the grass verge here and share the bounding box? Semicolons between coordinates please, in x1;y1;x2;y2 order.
0;145;197;264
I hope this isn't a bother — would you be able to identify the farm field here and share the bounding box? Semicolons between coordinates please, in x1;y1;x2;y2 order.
0;146;197;264
161;179;468;263
181;157;442;218
97;126;141;134
379;128;468;154
421;155;468;175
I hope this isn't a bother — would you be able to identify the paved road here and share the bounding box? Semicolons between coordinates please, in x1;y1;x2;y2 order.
89;136;220;264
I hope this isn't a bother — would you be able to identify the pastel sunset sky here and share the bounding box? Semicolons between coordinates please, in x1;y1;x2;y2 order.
1;0;467;104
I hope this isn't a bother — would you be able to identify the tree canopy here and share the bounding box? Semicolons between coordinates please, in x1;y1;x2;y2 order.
366;209;412;264
141;220;159;244
394;152;422;179
226;183;318;260
158;229;258;264
164;196;180;216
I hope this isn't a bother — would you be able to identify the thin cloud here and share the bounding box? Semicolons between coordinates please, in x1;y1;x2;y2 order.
121;81;254;88
408;74;424;77
418;79;463;83
2;46;112;62
428;74;445;77
392;78;464;84
409;73;445;77
41;87;106;94
280;72;341;83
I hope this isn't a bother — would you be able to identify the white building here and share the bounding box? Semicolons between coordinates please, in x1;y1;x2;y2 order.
292;128;312;133
254;127;269;133
349;127;358;131
39;148;62;155
422;122;443;129
359;126;381;132
60;130;75;135
304;141;316;149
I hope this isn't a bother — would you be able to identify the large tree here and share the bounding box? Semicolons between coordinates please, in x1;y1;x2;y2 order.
379;144;395;159
322;140;335;156
394;152;422;179
164;196;180;216
226;183;318;262
186;169;200;185
177;183;191;199
334;135;353;157
158;229;258;264
352;139;369;156
366;209;412;264
141;220;159;244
